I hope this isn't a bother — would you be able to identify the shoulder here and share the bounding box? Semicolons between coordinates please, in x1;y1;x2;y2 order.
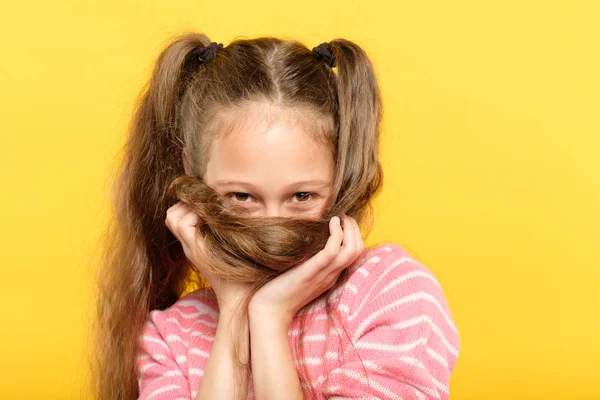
322;243;461;396
137;289;218;397
338;241;459;342
141;287;219;349
341;242;444;305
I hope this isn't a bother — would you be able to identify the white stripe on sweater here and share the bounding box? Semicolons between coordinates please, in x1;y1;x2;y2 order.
189;348;210;358
388;314;458;356
347;258;420;322
174;299;218;318
190;331;215;341
166;316;217;332
362;361;440;399
300;374;326;388
327;367;403;400
354;337;428;352
142;335;169;349
375;270;442;300
146;384;182;400
352;291;458;342
166;334;189;347
171;306;217;321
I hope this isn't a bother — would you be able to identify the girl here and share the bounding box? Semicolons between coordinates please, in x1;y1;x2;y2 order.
90;32;460;400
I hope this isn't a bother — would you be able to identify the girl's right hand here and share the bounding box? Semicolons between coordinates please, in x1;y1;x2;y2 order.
165;201;251;311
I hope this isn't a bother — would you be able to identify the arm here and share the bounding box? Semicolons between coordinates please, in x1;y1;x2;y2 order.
195;302;250;400
248;307;303;400
163;202;252;399
246;214;361;400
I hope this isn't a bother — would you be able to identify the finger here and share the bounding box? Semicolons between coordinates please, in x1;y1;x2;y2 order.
166;203;195;244
352;217;365;253
167;203;202;233
167;201;186;215
176;209;208;264
307;216;344;274
166;201;189;223
340;214;361;249
165;201;188;232
177;209;202;249
323;215;363;274
338;214;354;246
337;214;355;256
341;214;353;248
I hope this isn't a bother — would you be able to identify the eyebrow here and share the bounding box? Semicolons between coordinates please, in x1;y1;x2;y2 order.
215;180;331;192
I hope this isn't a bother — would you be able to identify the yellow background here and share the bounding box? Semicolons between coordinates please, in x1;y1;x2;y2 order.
0;1;598;398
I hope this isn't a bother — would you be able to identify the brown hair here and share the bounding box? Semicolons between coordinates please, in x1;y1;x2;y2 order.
88;31;383;399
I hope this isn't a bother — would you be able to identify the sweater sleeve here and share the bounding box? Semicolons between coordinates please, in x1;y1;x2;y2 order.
324;245;460;400
137;310;192;400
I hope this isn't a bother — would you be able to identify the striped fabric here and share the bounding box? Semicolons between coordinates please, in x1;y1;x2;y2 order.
137;243;460;399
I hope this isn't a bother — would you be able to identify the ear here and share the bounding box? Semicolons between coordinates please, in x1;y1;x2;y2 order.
182;147;192;175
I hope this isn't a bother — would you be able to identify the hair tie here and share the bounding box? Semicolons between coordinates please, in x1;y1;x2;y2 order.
312;42;336;68
196;42;224;64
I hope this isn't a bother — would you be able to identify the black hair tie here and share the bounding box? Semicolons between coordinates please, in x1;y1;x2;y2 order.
312;42;336;68
196;42;224;64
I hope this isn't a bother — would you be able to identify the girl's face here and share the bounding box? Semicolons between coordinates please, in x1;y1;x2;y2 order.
185;103;334;220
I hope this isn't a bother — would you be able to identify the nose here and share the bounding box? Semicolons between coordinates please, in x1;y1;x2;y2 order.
262;204;286;218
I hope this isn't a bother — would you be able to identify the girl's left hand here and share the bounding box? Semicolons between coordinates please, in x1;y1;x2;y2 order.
248;214;365;325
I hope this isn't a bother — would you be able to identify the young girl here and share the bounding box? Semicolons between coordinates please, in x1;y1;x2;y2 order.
90;32;460;400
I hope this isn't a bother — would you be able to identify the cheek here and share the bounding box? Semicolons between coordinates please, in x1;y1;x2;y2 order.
317;195;334;217
306;203;328;221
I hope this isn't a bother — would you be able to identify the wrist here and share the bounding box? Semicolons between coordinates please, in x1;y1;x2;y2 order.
248;304;293;329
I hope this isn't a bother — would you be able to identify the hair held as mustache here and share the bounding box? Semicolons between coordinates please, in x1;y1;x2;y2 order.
167;175;347;285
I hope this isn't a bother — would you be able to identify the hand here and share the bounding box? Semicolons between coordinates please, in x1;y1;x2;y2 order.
248;214;365;325
165;201;251;310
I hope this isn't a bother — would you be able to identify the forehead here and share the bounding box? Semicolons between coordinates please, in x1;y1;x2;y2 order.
208;101;331;144
203;102;334;185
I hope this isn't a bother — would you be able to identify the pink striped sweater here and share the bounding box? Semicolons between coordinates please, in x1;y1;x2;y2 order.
137;243;460;399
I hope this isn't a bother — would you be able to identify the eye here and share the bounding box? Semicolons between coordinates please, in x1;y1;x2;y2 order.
292;192;313;203
228;192;254;203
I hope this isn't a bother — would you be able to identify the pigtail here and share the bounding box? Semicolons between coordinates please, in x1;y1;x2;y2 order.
90;32;212;400
328;39;384;236
127;33;213;309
